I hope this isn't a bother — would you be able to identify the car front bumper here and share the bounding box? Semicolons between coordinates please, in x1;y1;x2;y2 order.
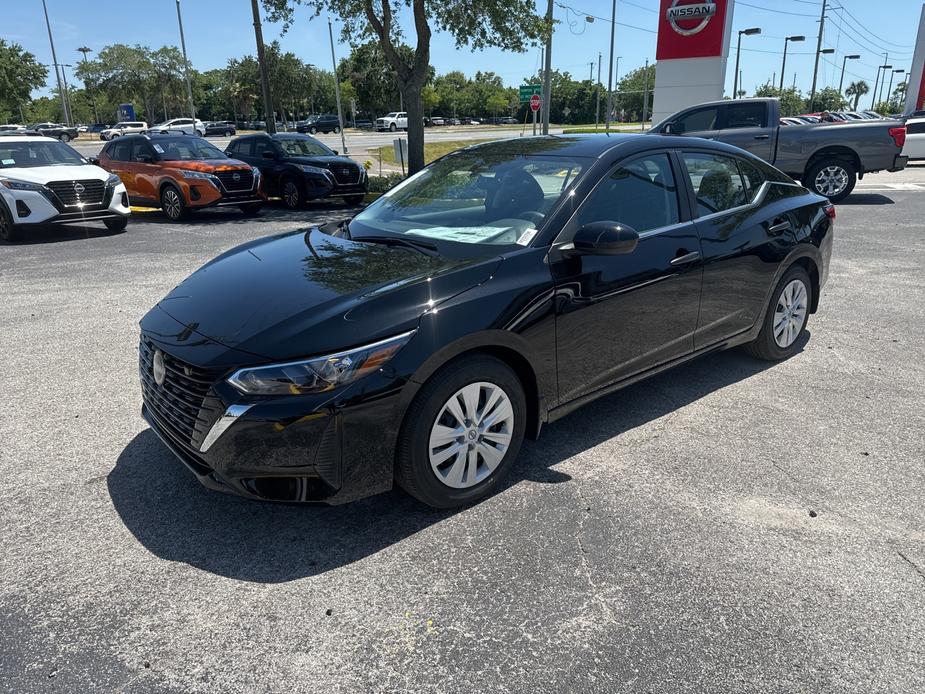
1;182;130;228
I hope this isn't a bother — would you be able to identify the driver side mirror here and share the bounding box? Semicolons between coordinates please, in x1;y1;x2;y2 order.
332;149;339;155
87;156;99;165
663;122;679;134
571;221;639;256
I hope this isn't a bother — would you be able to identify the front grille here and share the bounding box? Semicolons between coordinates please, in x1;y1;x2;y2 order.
329;164;360;185
139;337;224;449
46;179;105;206
215;170;254;192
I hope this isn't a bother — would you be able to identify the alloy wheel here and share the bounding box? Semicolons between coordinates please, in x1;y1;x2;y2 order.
283;180;300;208
814;165;848;197
428;382;514;489
773;279;808;348
162;189;182;219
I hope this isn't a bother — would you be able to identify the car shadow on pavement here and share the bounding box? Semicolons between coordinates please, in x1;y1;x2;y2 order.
107;339;802;583
840;193;894;205
0;224;125;245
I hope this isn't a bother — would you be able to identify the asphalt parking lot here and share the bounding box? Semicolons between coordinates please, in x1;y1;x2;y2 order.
1;168;924;693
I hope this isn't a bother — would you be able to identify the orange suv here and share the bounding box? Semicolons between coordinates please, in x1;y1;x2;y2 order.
96;132;264;220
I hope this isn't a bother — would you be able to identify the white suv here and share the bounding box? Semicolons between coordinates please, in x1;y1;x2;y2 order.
375;112;408;131
151;118;206;136
0;136;130;242
100;121;148;141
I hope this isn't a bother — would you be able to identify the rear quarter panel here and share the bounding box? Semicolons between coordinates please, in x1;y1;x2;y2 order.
774;120;903;176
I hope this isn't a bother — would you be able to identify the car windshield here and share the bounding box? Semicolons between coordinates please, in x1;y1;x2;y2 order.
277;138;332;157
154;137;227;161
0;140;86;168
350;150;586;248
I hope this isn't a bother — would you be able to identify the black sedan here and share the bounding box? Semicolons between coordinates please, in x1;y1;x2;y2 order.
226;132;367;207
297;114;341;134
29;122;79;142
204;121;236;137
138;135;833;508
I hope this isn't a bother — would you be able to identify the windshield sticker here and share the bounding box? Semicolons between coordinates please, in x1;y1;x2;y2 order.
1;159;14;166
407;226;514;243
153;144;165;153
516;229;537;246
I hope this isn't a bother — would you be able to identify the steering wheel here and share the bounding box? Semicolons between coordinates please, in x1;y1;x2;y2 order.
517;211;545;225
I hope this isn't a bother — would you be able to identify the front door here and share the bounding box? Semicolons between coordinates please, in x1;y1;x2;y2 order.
550;151;704;404
713;101;774;161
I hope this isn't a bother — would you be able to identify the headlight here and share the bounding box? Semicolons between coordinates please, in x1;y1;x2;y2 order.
183;171;220;185
0;178;46;192
299;164;331;177
106;173;122;186
227;330;415;395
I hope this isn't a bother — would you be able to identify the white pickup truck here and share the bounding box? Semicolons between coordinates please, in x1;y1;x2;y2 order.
375;112;408;132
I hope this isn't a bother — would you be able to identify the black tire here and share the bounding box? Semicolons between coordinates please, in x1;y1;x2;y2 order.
239;202;262;215
344;194;365;206
160;184;186;221
744;265;813;361
389;123;397;132
804;158;856;202
0;203;21;242
59;133;70;142
333;125;340;134
281;176;303;209
224;130;233;137
104;217;128;233
396;355;527;509
309;126;318;135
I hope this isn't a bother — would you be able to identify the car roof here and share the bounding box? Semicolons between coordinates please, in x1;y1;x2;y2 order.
0;135;57;142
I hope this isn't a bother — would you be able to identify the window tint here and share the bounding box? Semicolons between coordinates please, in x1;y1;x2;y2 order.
252;138;275;158
682;152;748;216
577;153;680;233
674;107;718;134
724;102;768;129
110;140;132;162
130;140;152;161
232;139;252;157
907;121;925;134
737;159;764;201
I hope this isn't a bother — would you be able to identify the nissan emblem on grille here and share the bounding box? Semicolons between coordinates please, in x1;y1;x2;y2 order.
73;182;85;194
152;349;166;386
233;173;241;182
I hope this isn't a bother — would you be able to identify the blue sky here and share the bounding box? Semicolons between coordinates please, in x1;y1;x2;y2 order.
5;0;923;101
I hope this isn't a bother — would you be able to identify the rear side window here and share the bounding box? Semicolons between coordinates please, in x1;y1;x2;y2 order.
673;107;718;134
737;159;764;201
231;139;252;156
724;102;768;129
681;152;748;216
907;121;925;134
252;139;275;158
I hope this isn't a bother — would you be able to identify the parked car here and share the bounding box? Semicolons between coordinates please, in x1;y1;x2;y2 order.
0;124;25;133
445;117;461;126
226;132;367;208
87;123;110;133
204;121;236;137
351;118;373;130
149;118;206;136
426;116;446;126
0;135;130;241
375;112;408;131
99;121;148;141
901;117;925;160
136;133;833;508
96;133;263;220
460;117;480;125
652;97;908;201
28;122;79;142
297;114;341;134
860;111;884;119
499;117;518;125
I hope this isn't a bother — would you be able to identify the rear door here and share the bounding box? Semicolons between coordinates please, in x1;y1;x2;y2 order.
104;139;139;197
130;139;160;203
714;102;775;161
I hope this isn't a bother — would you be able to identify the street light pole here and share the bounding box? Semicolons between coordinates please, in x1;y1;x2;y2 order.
838;54;861;95
60;64;74;124
809;0;827;111
733;28;761;99
886;69;905;110
175;0;196;122
780;36;805;92
872;60;891;109
41;0;70;126
541;0;553;135
328;18;348;155
604;0;617;133
250;0;276;134
595;52;601;130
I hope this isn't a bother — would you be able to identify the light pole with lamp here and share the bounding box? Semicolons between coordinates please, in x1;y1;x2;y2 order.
838;54;861;95
733;28;761;99
779;35;805;92
886;69;905;111
174;0;196;122
872;62;892;109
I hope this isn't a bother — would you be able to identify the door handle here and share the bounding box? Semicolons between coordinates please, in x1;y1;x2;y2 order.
767;218;792;234
753;134;770;140
670;250;701;266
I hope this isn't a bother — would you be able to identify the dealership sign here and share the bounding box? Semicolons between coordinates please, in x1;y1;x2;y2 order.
666;1;717;36
657;0;728;60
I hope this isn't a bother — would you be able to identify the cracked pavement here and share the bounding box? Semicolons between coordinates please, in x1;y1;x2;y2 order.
1;169;924;693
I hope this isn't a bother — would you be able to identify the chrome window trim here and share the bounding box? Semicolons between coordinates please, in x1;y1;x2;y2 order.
688;180;770;224
200;404;253;453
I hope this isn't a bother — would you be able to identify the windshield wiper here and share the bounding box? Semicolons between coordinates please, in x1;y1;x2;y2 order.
354;234;439;256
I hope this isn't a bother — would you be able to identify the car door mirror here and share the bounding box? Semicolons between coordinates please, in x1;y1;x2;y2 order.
332;149;339;155
571;222;639;255
261;150;276;159
87;156;99;165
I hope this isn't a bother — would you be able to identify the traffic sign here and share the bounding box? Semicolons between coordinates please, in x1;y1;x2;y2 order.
519;84;542;102
530;94;541;112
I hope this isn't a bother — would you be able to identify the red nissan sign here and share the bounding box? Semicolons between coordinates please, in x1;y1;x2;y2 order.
656;0;729;61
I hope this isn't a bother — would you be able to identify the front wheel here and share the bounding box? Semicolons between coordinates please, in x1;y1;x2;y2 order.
160;185;186;221
309;126;318;135
805;158;856;202
104;217;128;233
0;204;21;242
744;265;812;361
396;355;526;509
224;130;233;137
239;202;262;215
59;133;70;142
333;125;340;134
281;177;302;209
389;123;396;132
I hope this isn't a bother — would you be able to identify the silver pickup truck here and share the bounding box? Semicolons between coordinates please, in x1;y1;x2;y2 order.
652;98;908;201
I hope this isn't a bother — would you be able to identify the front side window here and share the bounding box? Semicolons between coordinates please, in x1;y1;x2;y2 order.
724;102;767;129
252;139;276;158
576;153;680;234
0;140;86;168
682;152;748;216
674;107;718;134
154;137;227;161
351;150;586;248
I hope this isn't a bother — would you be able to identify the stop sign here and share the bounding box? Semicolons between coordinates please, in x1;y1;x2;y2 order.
530;94;541;112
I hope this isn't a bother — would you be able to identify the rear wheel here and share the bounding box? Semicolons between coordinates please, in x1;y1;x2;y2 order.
333;125;340;134
160;185;186;221
309;126;318;135
396;355;526;509
281;177;302;209
744;265;812;361
224;129;233;137
239;202;262;215
0;203;21;242
104;217;128;233
59;133;70;142
805;158;856;202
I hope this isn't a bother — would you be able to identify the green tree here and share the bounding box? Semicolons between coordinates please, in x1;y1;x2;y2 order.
812;86;847;112
844;80;869;110
0;39;48;123
753;83;806;117
262;0;549;174
615;63;656;121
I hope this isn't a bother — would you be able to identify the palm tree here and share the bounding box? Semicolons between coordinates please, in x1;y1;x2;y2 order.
845;80;870;110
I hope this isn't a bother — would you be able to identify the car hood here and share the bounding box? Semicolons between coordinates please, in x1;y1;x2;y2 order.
285;155;356;167
155;228;501;361
0;164;109;184
162;159;251;172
